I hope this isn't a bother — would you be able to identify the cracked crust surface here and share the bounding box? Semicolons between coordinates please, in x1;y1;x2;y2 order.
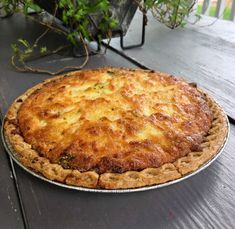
3;67;228;189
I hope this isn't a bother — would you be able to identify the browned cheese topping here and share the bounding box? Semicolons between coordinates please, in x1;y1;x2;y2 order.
17;68;213;173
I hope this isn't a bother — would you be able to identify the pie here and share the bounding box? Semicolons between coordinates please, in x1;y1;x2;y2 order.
3;67;228;189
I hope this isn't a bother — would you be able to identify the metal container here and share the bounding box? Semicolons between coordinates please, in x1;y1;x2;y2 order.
34;0;139;38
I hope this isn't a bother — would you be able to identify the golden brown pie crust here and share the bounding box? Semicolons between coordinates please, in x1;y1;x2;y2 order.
3;67;228;189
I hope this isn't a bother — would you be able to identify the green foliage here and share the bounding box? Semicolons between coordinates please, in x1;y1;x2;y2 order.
150;0;196;29
22;0;41;14
0;0;41;16
0;0;17;16
1;0;119;72
1;0;197;74
1;0;196;46
11;38;35;64
40;46;47;54
58;0;118;43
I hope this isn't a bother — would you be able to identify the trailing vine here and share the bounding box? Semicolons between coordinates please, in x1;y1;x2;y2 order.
0;0;119;74
0;0;197;75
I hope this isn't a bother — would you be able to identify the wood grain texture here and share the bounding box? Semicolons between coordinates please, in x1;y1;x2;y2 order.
107;12;235;120
1;14;235;229
8;125;235;229
0;122;25;229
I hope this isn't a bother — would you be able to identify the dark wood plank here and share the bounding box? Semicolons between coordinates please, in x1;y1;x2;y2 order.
1;14;235;229
107;12;235;120
0;15;27;226
0;122;25;228
7;125;235;229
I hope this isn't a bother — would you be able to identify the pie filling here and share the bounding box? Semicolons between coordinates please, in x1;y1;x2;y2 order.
4;68;228;189
14;68;213;174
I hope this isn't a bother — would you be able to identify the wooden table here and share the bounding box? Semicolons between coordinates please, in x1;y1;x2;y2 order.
0;13;235;229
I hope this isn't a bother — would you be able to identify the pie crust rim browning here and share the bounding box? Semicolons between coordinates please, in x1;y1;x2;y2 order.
3;67;229;191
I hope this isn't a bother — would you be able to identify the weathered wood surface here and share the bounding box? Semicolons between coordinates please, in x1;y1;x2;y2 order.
0;13;235;229
0;17;25;229
13;124;235;229
108;12;235;120
0;132;25;229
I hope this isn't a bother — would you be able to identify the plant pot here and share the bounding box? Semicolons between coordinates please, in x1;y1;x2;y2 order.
34;0;138;38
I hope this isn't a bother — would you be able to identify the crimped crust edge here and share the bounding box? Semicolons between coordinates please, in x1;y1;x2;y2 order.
3;68;228;189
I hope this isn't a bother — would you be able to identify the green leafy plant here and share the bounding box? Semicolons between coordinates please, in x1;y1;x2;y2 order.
1;0;119;74
0;0;197;74
58;0;118;44
148;0;196;29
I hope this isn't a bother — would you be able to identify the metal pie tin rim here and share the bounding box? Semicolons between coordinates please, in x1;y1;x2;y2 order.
1;103;230;193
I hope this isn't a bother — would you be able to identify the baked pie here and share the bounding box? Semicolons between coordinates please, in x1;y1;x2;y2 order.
3;67;228;189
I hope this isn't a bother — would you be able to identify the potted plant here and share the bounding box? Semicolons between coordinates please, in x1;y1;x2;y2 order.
33;0;139;39
145;0;197;29
0;0;197;75
1;0;142;74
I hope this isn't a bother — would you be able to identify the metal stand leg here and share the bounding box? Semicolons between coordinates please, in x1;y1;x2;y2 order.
120;13;147;50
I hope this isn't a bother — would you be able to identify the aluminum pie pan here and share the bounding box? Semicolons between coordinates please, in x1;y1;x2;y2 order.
1;113;230;193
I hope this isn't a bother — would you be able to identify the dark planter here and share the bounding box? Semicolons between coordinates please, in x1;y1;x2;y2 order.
34;0;138;38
